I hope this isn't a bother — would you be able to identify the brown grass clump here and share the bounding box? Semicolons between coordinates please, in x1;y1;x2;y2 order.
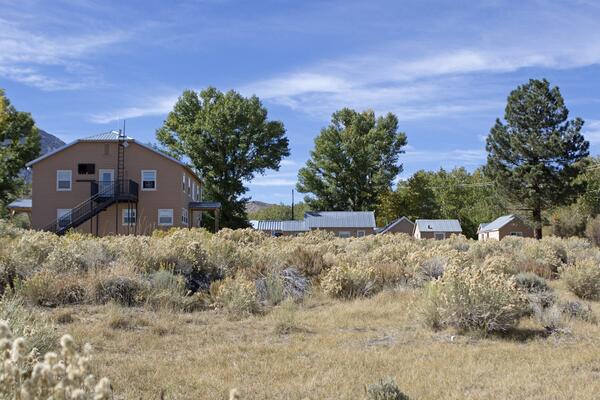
212;275;261;317
321;261;378;299
22;270;85;307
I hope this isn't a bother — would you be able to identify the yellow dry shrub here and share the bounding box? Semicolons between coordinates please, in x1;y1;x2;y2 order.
320;261;378;299
561;257;600;300
213;275;260;317
423;263;528;333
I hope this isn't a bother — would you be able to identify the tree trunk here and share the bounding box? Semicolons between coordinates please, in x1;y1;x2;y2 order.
533;207;542;240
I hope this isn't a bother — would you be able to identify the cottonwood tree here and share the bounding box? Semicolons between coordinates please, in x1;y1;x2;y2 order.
0;89;40;214
297;108;407;211
157;87;289;228
485;79;589;239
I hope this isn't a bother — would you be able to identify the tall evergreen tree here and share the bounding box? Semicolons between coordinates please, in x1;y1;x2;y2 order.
0;89;40;214
485;79;589;239
297;108;407;211
157;87;289;228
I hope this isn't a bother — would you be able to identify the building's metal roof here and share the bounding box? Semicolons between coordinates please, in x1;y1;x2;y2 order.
378;216;414;234
304;211;376;228
7;199;32;209
415;219;462;232
255;220;309;232
80;131;133;142
25;132;202;183
479;215;520;232
477;223;489;233
189;201;222;210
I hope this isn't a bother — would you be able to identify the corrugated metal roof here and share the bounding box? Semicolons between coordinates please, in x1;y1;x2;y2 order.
304;211;376;228
415;219;462;232
479;215;516;232
256;220;308;232
7;199;32;209
80;131;133;141
478;222;489;233
378;216;414;234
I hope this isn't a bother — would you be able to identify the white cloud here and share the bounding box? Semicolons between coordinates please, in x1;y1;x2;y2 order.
0;16;130;90
89;95;178;124
584;120;600;145
403;148;486;165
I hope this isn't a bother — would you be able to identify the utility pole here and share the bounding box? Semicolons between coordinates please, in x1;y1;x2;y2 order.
291;189;295;220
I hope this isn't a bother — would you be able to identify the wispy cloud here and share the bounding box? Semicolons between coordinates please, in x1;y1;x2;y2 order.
0;14;130;90
584;120;600;145
89;95;178;124
403;148;486;166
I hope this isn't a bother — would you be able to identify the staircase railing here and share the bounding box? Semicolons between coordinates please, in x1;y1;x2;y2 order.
43;179;138;235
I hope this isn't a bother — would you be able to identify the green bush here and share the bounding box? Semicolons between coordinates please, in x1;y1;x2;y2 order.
366;378;409;400
561;258;600;300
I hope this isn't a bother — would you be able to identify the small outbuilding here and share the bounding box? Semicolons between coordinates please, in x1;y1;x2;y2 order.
414;219;462;240
477;214;533;241
378;216;414;235
250;220;309;237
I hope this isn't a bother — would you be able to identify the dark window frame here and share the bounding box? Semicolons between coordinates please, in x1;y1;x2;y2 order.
77;163;96;175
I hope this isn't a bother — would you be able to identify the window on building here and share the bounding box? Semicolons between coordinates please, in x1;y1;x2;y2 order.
57;209;71;228
77;163;95;175
158;209;173;226
357;230;366;237
141;170;156;191
122;208;136;225
272;231;283;237
192;182;196;200
434;232;445;240
187;176;191;195
181;208;189;226
338;231;351;238
510;232;523;237
182;173;186;191
56;170;72;191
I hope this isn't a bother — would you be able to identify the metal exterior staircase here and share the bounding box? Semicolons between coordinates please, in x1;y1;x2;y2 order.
43;179;138;235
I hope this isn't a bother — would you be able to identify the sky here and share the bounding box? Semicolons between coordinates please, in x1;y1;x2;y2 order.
2;0;600;204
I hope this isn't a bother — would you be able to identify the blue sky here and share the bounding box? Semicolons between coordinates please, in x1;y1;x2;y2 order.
2;0;600;203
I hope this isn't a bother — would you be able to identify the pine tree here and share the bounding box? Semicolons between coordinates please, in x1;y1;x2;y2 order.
485;79;589;239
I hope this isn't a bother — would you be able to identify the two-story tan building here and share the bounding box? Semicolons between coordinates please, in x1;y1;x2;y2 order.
25;131;220;236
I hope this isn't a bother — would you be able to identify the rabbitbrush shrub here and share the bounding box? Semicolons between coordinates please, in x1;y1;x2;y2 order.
213;275;260;317
422;263;528;333
561;258;600;300
321;261;378;299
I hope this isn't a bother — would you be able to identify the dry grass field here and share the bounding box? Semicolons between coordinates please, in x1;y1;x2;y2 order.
47;284;600;400
1;223;600;399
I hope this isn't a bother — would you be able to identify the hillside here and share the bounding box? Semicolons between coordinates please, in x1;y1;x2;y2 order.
246;200;274;214
38;129;65;154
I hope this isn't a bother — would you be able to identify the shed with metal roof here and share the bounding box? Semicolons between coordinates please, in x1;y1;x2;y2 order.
477;215;533;241
414;219;462;240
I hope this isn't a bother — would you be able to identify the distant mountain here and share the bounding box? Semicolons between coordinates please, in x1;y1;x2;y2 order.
20;130;66;183
246;200;274;214
39;129;66;155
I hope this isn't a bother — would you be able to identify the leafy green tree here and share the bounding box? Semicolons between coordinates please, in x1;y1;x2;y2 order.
297;108;407;211
377;168;503;237
248;202;310;221
485;79;589;239
157;87;289;228
377;171;440;225
0;89;40;214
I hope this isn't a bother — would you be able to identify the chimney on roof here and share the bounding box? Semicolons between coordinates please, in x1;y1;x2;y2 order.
428;224;432;229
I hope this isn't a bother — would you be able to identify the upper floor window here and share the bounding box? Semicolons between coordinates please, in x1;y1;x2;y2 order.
182;173;186;191
158;209;173;226
77;163;95;175
141;170;156;191
56;170;72;191
187;176;191;195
